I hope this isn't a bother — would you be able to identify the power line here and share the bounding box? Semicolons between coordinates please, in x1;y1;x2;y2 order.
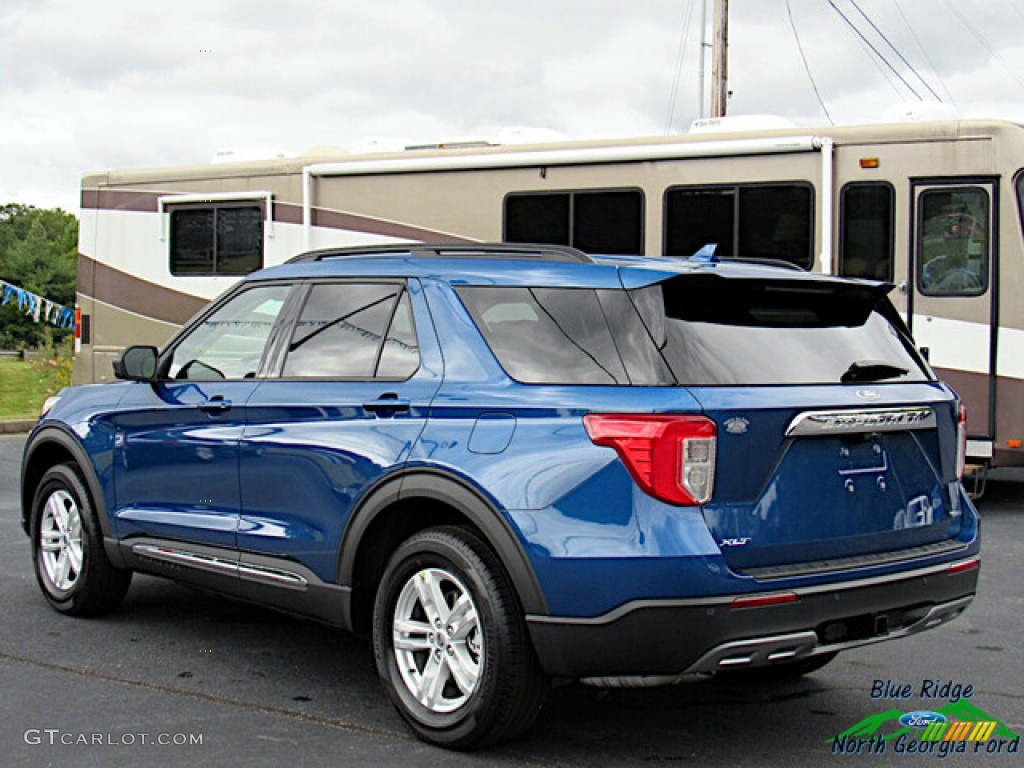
1005;0;1024;25
664;0;697;135
893;0;960;109
842;30;906;101
826;0;923;100
942;0;1024;94
848;0;942;101
784;0;833;125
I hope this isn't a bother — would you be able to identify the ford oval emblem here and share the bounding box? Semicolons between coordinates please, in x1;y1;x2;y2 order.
856;389;882;401
898;711;948;729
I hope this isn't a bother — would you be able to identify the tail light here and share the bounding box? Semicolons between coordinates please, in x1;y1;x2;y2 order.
956;402;968;479
74;306;82;355
583;414;716;506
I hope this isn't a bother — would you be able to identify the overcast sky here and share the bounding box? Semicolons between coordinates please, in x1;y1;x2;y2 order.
3;0;1023;213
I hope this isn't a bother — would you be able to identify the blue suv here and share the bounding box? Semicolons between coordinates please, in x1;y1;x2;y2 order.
21;243;980;748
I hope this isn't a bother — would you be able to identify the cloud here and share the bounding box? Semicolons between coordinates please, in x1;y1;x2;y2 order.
2;0;1023;211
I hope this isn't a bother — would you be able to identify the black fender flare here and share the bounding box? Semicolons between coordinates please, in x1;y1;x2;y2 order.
21;424;115;543
337;469;548;616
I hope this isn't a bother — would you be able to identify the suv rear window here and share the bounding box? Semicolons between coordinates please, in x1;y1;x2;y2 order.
459;276;929;387
635;275;931;386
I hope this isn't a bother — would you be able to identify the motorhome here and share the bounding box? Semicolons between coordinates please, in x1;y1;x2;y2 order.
76;118;1024;475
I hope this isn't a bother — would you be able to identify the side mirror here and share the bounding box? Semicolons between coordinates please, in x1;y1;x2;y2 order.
112;345;159;382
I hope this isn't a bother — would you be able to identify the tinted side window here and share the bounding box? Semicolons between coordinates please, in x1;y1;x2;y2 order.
283;283;419;379
598;289;674;386
376;289;420;379
170;204;264;276
169;209;214;274
504;190;643;254
665;183;813;268
917;187;989;296
840;183;894;281
664;187;735;256
738;186;812;267
457;287;630;385
167;284;290;380
573;191;643;254
504;194;569;246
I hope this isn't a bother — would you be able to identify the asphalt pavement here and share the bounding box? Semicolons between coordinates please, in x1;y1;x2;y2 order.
1;433;1021;767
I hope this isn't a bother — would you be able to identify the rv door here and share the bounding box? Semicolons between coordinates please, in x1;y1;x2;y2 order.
909;178;998;461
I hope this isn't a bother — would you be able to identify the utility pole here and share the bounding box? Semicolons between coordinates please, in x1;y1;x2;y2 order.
710;0;729;118
697;0;708;119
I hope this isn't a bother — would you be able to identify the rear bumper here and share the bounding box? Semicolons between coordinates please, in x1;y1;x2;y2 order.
526;558;979;679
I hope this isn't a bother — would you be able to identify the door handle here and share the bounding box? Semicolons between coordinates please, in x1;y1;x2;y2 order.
364;393;410;416
199;396;232;414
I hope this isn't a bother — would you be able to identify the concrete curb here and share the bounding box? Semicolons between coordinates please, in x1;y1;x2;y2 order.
0;420;36;435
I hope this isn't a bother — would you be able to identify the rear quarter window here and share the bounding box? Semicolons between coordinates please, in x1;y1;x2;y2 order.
457;287;627;384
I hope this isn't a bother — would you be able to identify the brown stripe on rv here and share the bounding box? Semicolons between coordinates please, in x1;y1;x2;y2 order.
77;254;208;325
81;190;473;243
271;202;473;243
995;374;1024;468
81;189;160;212
934;366;1024;468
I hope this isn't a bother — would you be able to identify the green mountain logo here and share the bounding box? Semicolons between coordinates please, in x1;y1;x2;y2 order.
829;700;1020;744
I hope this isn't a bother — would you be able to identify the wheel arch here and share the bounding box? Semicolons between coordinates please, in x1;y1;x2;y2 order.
339;469;547;635
21;425;112;542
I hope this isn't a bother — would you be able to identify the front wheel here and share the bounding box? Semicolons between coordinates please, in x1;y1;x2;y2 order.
372;526;547;749
31;464;132;616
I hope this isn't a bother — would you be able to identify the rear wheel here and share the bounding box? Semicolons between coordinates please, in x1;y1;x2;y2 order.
372;526;547;749
31;464;131;616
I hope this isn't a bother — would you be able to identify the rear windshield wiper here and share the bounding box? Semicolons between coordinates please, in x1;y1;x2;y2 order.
841;360;909;384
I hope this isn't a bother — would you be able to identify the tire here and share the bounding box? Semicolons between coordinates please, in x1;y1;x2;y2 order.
725;651;838;681
372;526;547;749
30;463;132;617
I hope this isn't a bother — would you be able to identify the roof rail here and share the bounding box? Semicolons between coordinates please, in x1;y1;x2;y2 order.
287;242;593;264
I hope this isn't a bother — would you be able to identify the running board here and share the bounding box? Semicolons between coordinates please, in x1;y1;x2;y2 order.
132;543;309;590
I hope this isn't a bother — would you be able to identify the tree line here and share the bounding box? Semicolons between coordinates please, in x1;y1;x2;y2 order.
0;204;77;350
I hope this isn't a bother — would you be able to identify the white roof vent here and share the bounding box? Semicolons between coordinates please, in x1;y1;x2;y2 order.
211;147;294;164
881;101;960;122
496;126;569;145
689;114;798;134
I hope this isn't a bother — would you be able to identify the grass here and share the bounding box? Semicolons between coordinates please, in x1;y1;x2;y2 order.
0;354;72;420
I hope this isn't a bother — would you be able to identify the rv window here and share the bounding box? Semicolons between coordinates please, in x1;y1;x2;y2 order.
170;204;264;276
839;182;894;281
504;189;643;255
664;183;814;269
917;188;989;297
282;282;419;380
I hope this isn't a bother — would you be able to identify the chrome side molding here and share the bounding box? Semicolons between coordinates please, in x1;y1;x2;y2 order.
132;543;309;590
